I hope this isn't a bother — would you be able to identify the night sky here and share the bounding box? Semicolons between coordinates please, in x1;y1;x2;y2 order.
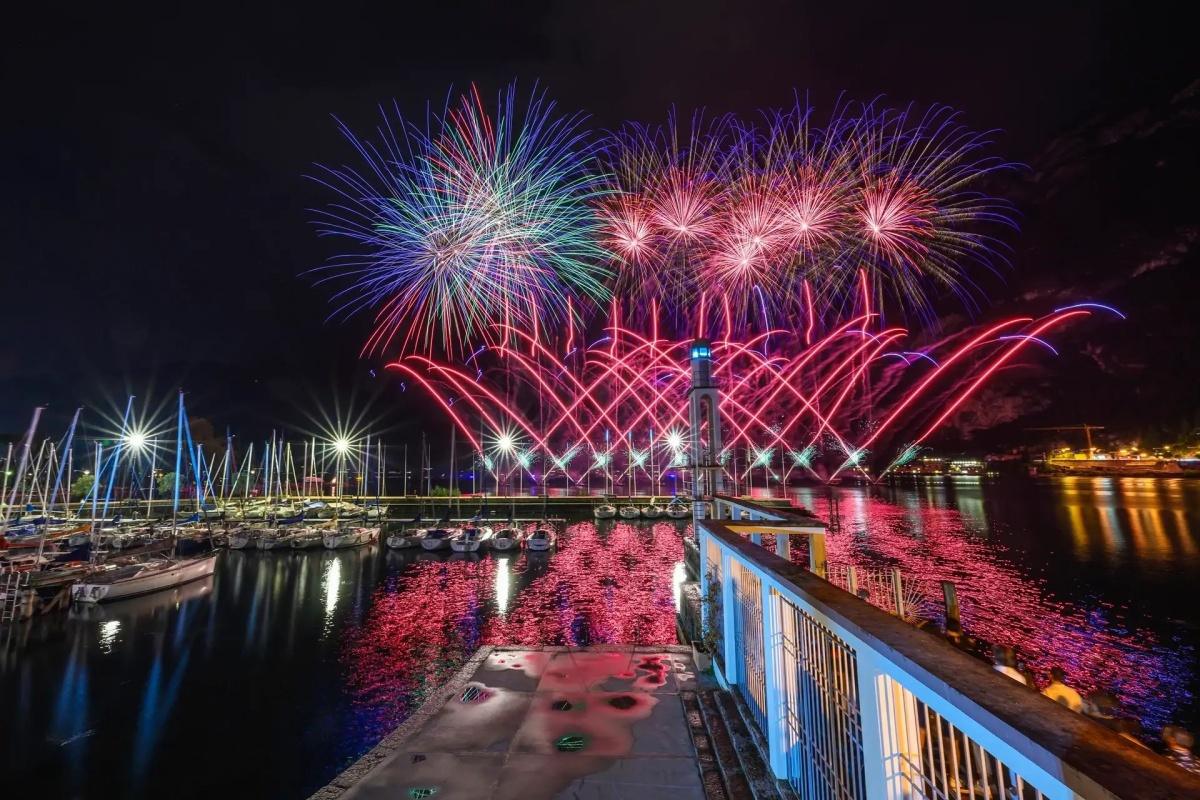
3;2;1196;447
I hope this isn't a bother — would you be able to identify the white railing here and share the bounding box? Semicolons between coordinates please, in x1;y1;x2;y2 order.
697;507;1200;800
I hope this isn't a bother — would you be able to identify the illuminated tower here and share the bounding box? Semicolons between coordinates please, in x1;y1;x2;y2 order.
688;339;725;496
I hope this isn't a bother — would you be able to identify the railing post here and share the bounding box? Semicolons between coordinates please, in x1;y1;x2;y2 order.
774;533;790;559
890;568;905;618
854;651;894;800
720;549;738;686
808;531;827;578
847;565;859;596
760;581;788;779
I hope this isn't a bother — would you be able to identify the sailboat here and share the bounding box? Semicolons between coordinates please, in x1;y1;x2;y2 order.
71;554;218;604
322;525;379;549
450;524;493;553
593;503;617;519
666;499;691;519
490;526;522;551
524;527;556;551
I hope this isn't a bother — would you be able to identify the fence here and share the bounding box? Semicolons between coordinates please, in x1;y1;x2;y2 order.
698;496;1200;800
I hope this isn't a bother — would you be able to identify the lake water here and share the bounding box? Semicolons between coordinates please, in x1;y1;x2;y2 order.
3;476;1198;799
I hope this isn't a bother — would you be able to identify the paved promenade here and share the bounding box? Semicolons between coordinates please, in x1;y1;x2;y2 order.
312;645;718;800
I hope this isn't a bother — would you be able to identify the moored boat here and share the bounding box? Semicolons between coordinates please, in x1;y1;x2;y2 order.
420;528;454;551
385;528;423;549
641;503;663;519
451;526;493;553
525;528;556;551
490;527;521;551
256;529;293;550
593;504;617;520
322;526;379;549
618;505;640;520
288;530;324;550
666;501;690;519
227;528;260;550
70;554;218;604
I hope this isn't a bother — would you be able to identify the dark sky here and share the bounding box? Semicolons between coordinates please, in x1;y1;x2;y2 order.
2;1;1196;443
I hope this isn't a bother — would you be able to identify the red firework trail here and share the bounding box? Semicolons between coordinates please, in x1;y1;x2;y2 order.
386;306;1096;484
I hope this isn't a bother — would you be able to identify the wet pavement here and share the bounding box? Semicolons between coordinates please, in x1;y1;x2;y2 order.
315;645;716;800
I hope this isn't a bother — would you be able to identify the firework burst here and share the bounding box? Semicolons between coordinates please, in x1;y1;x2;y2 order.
597;98;1016;331
309;83;611;356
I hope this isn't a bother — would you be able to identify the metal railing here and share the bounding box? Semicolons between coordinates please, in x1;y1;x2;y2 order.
697;501;1200;800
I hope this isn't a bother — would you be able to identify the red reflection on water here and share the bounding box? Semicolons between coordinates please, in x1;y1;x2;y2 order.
341;521;684;735
788;487;1193;732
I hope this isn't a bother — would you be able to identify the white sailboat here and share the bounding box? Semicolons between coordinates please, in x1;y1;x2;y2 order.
641;503;664;519
420;528;455;551
618;505;640;519
593;504;617;520
525;527;556;551
322;526;378;549
490;527;521;551
451;526;493;553
70;554;218;604
386;527;424;549
666;501;690;519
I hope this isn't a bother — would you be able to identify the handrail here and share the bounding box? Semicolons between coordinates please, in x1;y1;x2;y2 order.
699;518;1200;799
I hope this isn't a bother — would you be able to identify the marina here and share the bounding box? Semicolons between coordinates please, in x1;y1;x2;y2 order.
3;477;1200;797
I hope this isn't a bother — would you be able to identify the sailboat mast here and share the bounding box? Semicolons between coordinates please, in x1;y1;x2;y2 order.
102;396;134;519
1;406;44;533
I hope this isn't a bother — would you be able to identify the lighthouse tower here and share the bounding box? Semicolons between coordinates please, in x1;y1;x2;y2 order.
687;339;725;497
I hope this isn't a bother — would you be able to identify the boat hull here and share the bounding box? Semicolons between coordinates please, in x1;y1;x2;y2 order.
71;556;218;604
323;528;378;549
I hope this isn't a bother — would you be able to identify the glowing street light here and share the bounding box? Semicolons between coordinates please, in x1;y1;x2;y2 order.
124;431;149;452
333;438;351;455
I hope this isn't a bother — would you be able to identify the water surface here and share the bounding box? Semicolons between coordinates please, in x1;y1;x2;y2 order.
3;477;1198;798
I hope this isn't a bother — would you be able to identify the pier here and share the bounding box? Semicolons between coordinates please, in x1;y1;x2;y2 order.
313;646;728;800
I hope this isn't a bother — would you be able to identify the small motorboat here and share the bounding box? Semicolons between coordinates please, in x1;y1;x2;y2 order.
323;526;379;550
525;528;556;551
666;501;690;520
451;526;493;553
618;505;640;520
593;504;617;520
420;528;455;551
70;554;218;604
490;527;521;551
641;503;663;519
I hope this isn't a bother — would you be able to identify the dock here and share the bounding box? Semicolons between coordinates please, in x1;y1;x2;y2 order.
311;645;740;800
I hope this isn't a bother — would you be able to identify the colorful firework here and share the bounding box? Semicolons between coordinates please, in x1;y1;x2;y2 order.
596;99;1016;329
309;82;611;355
387;305;1102;487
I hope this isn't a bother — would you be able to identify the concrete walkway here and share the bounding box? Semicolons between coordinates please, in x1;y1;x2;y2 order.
312;645;718;800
